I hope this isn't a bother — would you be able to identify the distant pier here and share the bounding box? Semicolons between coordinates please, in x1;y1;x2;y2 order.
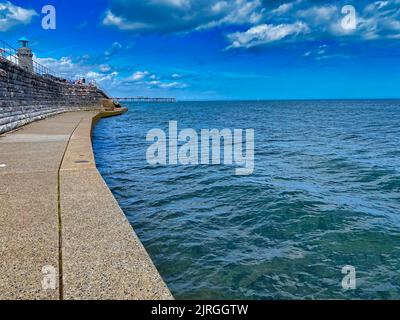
113;97;176;102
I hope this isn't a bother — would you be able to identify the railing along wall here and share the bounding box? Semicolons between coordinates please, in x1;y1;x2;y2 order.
0;39;102;89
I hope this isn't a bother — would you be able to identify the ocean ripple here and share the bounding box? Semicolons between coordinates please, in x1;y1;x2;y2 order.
93;100;400;299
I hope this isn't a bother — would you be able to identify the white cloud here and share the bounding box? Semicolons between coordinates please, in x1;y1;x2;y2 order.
296;5;338;24
122;71;188;89
204;0;264;28
302;44;350;60
35;55;119;85
128;70;150;81
146;80;188;89
171;73;182;79
157;81;188;89
295;1;400;40
227;22;309;49
35;56;76;76
85;71;102;79
364;1;390;12
103;10;151;31
0;1;37;31
99;64;111;73
271;3;294;15
102;0;264;33
306;44;329;56
34;55;186;92
104;41;123;57
94;71;119;83
356;0;400;39
101;0;400;48
269;0;305;16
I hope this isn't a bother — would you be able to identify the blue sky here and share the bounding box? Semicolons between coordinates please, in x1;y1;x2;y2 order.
1;0;400;100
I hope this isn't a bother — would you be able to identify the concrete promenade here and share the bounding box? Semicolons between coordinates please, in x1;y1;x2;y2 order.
0;110;173;300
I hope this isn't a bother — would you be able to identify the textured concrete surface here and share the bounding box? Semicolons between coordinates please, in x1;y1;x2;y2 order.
0;110;173;300
0;112;84;299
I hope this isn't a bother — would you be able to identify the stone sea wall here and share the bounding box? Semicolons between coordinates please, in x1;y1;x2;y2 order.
0;58;108;134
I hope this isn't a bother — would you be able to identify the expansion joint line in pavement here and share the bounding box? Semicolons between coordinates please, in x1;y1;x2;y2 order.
57;116;84;300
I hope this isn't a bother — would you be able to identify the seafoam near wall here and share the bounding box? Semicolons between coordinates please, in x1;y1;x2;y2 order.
0;59;108;134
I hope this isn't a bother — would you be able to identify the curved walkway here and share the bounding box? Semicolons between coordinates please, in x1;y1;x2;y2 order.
0;110;172;300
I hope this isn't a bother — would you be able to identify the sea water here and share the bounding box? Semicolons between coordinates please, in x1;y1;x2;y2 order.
93;100;400;299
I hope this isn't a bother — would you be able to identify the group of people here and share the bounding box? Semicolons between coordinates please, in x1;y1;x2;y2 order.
73;78;97;87
74;78;86;85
